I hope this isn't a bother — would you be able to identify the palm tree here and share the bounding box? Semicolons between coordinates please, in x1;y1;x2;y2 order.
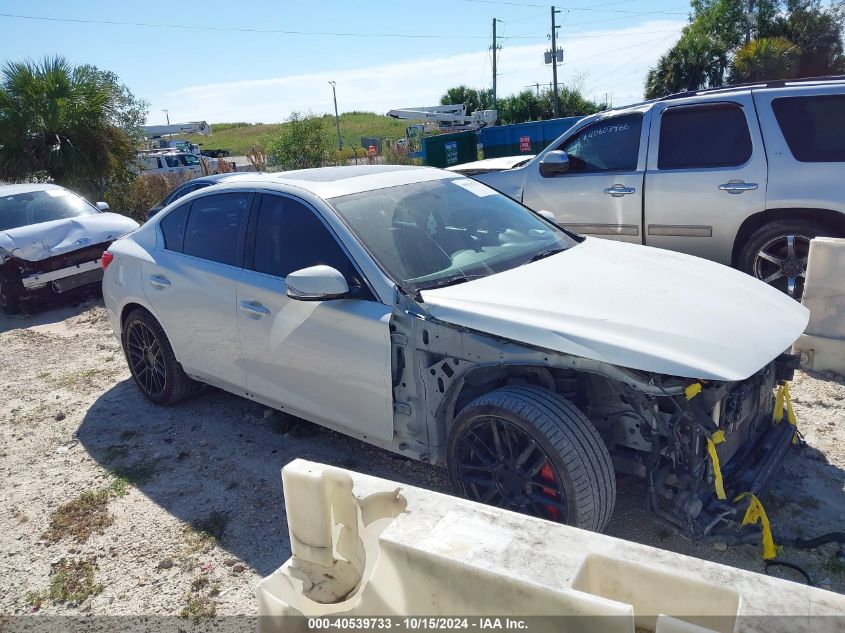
0;57;140;197
729;37;800;83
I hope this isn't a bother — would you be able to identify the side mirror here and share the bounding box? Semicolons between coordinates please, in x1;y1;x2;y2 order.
539;150;570;177
285;265;349;301
96;201;110;211
537;209;557;223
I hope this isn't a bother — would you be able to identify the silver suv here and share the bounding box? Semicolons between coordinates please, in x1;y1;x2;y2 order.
461;77;845;299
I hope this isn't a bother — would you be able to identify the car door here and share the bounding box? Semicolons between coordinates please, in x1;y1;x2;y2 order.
142;191;252;391
236;192;394;443
644;95;767;264
521;109;649;243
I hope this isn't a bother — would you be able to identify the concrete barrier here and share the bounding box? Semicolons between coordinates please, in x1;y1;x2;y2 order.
258;460;844;633
793;237;845;375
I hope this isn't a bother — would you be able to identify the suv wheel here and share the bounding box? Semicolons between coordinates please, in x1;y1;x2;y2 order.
447;385;616;532
738;219;834;300
122;308;197;405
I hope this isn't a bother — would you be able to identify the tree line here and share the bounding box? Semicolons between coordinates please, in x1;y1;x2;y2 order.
645;0;845;98
440;85;606;125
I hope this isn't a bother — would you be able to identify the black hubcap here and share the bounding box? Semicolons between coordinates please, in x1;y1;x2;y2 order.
126;321;166;397
754;234;811;299
454;417;567;522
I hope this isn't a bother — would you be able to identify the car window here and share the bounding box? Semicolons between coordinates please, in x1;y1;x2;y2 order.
0;188;98;231
183;154;200;165
658;103;752;169
252;194;353;280
329;178;578;291
160;203;189;251
165;155;180;168
182;193;251;266
772;95;845;162
556;113;642;172
166;181;206;206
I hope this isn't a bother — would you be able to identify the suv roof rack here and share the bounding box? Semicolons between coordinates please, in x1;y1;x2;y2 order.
659;74;845;101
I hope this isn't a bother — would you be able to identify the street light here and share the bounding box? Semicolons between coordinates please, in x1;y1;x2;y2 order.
162;109;170;125
328;81;342;151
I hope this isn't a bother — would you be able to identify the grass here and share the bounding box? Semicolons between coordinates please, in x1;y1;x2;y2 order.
43;489;114;544
108;459;159;487
186;112;418;157
823;551;845;577
27;559;105;608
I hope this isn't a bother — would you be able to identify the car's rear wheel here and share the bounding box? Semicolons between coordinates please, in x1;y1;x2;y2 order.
447;385;616;532
122;308;197;405
738;219;835;300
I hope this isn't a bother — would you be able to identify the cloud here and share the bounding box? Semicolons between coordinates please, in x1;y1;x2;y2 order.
152;19;683;124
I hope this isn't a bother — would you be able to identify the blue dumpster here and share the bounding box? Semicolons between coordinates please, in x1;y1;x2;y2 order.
479;117;582;158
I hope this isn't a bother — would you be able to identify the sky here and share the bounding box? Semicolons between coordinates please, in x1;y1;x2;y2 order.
0;1;689;124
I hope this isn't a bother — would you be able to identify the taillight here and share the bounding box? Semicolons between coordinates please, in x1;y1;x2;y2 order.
101;251;114;270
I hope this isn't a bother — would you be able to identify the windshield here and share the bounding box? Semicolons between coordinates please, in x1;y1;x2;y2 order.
0;189;98;231
329;177;579;292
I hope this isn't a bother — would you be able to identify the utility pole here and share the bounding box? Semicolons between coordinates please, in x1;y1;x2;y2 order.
550;6;561;118
162;109;170;125
745;0;754;44
328;81;342;150
492;18;501;110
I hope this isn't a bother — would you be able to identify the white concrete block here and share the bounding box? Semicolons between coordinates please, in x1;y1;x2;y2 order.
258;460;845;633
794;237;845;374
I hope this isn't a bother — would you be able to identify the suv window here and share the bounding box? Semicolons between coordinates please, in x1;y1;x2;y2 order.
772;95;845;162
182;193;251;266
658;103;752;169
252;195;353;280
160;203;189;251
557;113;642;172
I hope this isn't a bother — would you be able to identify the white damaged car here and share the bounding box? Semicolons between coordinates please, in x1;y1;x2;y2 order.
0;184;139;312
102;166;808;538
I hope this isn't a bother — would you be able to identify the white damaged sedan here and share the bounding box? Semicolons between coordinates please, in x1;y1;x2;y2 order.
102;166;808;537
0;184;139;312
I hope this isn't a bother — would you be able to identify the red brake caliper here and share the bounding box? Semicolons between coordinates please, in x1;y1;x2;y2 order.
539;462;560;520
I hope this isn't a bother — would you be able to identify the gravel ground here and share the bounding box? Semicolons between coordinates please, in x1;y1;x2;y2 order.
1;299;843;620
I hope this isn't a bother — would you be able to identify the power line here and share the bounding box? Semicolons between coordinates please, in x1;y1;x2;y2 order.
460;0;688;14
0;12;548;40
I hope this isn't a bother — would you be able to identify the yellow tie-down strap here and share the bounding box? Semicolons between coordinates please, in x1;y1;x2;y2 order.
735;492;781;560
773;381;799;444
706;430;727;500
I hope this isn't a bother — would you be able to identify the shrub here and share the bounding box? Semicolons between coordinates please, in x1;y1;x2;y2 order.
265;112;336;170
105;172;191;222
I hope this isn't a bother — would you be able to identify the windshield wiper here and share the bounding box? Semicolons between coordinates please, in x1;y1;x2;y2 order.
417;274;482;291
526;247;566;263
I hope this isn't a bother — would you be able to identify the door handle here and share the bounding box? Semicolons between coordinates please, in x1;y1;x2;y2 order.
147;274;171;290
718;181;758;194
603;184;636;197
239;301;271;319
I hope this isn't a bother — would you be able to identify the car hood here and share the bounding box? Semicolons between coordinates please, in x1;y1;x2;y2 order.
0;212;140;262
420;238;809;381
447;155;535;175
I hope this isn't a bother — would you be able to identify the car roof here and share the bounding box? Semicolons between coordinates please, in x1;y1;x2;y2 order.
228;165;454;199
0;183;64;195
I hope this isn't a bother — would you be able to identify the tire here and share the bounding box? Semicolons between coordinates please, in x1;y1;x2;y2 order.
737;219;836;300
447;385;616;532
122;308;197;405
0;276;21;314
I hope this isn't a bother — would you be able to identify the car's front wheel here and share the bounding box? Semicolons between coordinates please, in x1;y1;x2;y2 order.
0;276;21;314
122;308;197;405
447;385;616;532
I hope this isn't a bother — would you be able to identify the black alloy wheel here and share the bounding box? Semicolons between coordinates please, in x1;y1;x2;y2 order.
452;415;568;522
